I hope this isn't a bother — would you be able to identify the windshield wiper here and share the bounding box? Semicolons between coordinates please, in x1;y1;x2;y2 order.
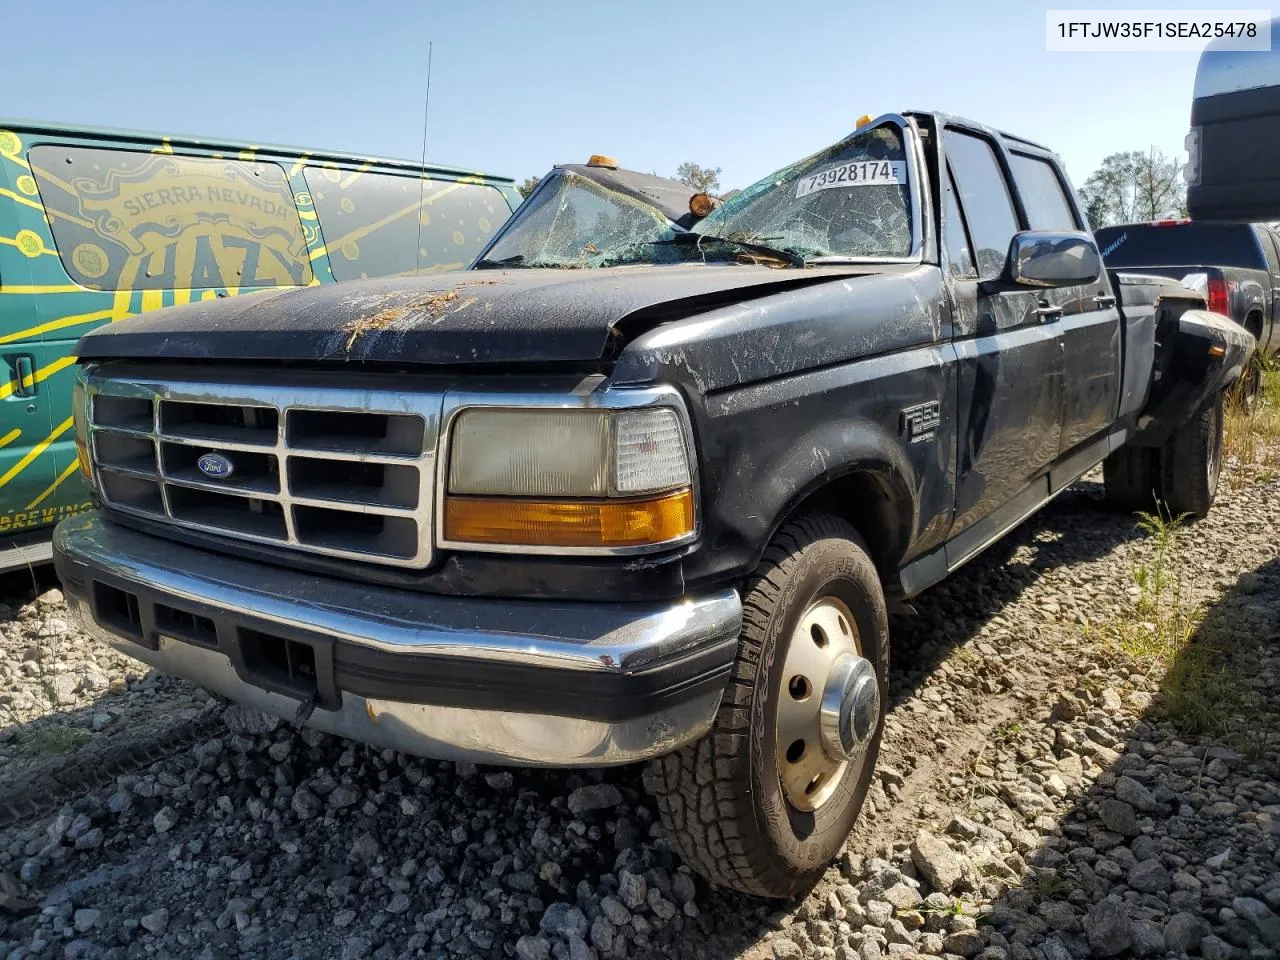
650;232;806;268
473;254;527;269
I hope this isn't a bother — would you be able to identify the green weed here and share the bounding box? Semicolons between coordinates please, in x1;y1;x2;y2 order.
1087;508;1272;755
17;726;91;757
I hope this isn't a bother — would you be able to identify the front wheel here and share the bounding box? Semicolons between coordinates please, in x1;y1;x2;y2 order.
644;514;888;898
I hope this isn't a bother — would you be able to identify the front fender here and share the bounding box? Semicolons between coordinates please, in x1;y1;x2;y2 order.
677;344;957;588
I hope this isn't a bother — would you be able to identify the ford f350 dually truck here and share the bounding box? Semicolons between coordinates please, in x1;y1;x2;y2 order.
52;113;1252;898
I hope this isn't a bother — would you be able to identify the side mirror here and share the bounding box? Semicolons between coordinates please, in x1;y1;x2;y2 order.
983;231;1101;293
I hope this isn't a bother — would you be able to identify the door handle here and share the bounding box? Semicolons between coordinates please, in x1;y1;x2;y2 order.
1093;294;1117;308
1034;302;1063;322
6;354;36;399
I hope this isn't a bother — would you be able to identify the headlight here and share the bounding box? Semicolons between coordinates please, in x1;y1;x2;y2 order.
443;406;695;550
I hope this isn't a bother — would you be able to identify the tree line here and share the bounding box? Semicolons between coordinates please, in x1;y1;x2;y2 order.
1076;148;1187;229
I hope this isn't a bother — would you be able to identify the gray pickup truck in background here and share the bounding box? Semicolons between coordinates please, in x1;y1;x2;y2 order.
1096;219;1280;355
52;112;1253;897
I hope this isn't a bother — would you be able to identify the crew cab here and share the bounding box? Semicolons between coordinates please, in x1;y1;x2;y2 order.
52;113;1252;898
1096;219;1280;355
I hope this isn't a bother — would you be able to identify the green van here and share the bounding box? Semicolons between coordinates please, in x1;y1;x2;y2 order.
0;120;521;569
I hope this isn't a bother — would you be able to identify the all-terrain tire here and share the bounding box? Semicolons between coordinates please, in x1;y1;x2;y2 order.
1158;391;1224;520
1101;445;1158;512
644;513;888;898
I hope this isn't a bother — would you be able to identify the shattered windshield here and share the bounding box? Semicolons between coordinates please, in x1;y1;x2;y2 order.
477;171;677;268
475;123;914;270
693;124;914;261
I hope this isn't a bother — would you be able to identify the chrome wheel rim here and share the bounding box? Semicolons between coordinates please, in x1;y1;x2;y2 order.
775;595;860;812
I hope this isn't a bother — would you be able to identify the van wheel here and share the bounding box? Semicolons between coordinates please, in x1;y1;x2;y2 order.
644;514;888;898
1101;445;1158;512
1158;391;1224;520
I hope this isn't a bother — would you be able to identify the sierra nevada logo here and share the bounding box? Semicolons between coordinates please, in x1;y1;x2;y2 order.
30;147;313;291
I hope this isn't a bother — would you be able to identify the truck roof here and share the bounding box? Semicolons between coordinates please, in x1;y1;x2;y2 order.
904;110;1056;158
0;115;515;184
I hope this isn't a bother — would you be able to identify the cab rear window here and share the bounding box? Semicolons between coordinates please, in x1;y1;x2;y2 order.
303;167;507;281
1095;223;1265;269
29;145;313;290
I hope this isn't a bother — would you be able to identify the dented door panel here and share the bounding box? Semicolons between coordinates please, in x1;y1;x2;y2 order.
1056;292;1122;453
948;281;1064;540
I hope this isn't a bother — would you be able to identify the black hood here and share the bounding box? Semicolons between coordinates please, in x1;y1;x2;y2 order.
74;265;872;366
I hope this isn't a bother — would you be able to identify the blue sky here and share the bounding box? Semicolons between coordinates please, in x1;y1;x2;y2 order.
9;0;1225;194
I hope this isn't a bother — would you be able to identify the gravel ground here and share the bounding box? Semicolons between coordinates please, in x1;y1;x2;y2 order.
0;464;1277;960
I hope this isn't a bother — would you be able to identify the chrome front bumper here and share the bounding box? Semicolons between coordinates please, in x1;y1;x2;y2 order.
54;512;742;766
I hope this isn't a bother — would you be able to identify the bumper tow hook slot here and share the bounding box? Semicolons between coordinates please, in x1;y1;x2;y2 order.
294;690;320;726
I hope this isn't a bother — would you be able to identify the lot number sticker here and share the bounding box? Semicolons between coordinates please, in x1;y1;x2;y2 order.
796;160;907;198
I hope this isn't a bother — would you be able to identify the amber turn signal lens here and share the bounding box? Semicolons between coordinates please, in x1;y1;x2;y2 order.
75;436;92;480
444;488;694;548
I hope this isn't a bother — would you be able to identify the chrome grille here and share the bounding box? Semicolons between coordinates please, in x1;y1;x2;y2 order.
85;369;442;569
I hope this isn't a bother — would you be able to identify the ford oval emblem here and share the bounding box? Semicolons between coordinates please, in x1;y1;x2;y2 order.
197;452;234;480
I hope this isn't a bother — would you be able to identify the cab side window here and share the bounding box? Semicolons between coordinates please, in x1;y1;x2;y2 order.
942;130;1018;280
942;168;976;278
1009;153;1079;232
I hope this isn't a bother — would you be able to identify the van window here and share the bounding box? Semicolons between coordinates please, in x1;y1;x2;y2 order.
29;146;313;290
1095;223;1266;269
1009;153;1079;231
304;168;507;280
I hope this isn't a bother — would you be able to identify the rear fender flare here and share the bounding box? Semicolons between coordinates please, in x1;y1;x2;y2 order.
1130;308;1256;446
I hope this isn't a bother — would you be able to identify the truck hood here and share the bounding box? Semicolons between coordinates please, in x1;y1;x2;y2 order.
75;265;874;365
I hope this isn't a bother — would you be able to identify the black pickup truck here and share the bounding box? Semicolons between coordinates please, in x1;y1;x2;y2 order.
1096;219;1280;354
52;113;1252;898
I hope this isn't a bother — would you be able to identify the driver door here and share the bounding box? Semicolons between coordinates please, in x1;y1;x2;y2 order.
941;127;1064;562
